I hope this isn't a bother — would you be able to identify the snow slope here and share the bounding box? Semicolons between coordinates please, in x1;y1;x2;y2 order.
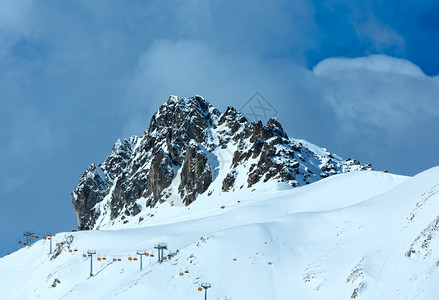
2;168;439;299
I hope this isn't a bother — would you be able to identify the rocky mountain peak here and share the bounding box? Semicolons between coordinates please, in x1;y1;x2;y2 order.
72;95;372;230
148;95;219;139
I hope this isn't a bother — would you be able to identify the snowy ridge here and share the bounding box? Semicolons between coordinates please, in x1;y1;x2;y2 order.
72;95;371;230
4;168;439;299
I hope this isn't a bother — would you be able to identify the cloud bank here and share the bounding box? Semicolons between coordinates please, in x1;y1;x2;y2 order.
126;40;439;176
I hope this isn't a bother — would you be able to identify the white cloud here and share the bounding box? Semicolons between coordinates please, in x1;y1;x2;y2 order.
127;40;439;174
0;1;437;178
130;41;439;133
314;54;424;77
354;16;405;52
123;39;309;134
313;55;439;134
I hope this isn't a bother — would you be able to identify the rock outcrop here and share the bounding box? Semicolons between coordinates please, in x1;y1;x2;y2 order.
72;95;372;230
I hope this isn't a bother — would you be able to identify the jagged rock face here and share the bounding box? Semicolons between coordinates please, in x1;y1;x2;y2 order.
72;137;138;230
72;164;109;230
107;96;218;217
179;141;213;205
72;95;372;230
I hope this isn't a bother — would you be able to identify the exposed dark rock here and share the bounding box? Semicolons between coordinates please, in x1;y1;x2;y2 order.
72;164;109;230
222;171;236;191
179;141;212;205
52;278;61;288
72;95;372;230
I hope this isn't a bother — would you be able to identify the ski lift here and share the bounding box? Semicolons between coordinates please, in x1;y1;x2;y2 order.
56;243;60;246
167;254;172;257
128;256;132;261
97;257;101;261
113;258;117;262
83;254;87;257
35;236;39;239
185;269;189;274
69;249;73;252
74;249;78;252
198;287;203;291
23;243;27;246
60;242;64;245
133;257;138;261
150;254;154;257
47;237;51;240
117;257;121;261
145;252;149;256
163;256;167;260
102;257;107;260
88;254;92;257
18;241;22;244
43;237;47;240
31;236;34;238
179;272;184;276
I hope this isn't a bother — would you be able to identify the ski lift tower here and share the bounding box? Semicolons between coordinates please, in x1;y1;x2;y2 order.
154;242;167;262
201;283;211;300
87;250;96;276
136;250;147;271
23;231;34;246
46;233;55;254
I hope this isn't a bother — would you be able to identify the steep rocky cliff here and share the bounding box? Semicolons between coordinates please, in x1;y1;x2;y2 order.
72;95;371;230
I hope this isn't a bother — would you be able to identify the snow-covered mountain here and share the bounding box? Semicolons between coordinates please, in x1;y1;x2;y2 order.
72;95;371;230
2;167;439;299
4;95;438;300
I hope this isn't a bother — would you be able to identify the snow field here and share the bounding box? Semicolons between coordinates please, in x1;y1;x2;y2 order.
2;169;439;299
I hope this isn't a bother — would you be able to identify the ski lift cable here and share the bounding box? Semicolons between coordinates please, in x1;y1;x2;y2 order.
211;285;231;298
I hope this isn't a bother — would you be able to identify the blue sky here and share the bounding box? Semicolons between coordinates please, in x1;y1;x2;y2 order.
1;0;439;255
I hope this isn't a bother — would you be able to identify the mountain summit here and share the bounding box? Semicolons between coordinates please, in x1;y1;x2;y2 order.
5;96;438;300
72;95;371;230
